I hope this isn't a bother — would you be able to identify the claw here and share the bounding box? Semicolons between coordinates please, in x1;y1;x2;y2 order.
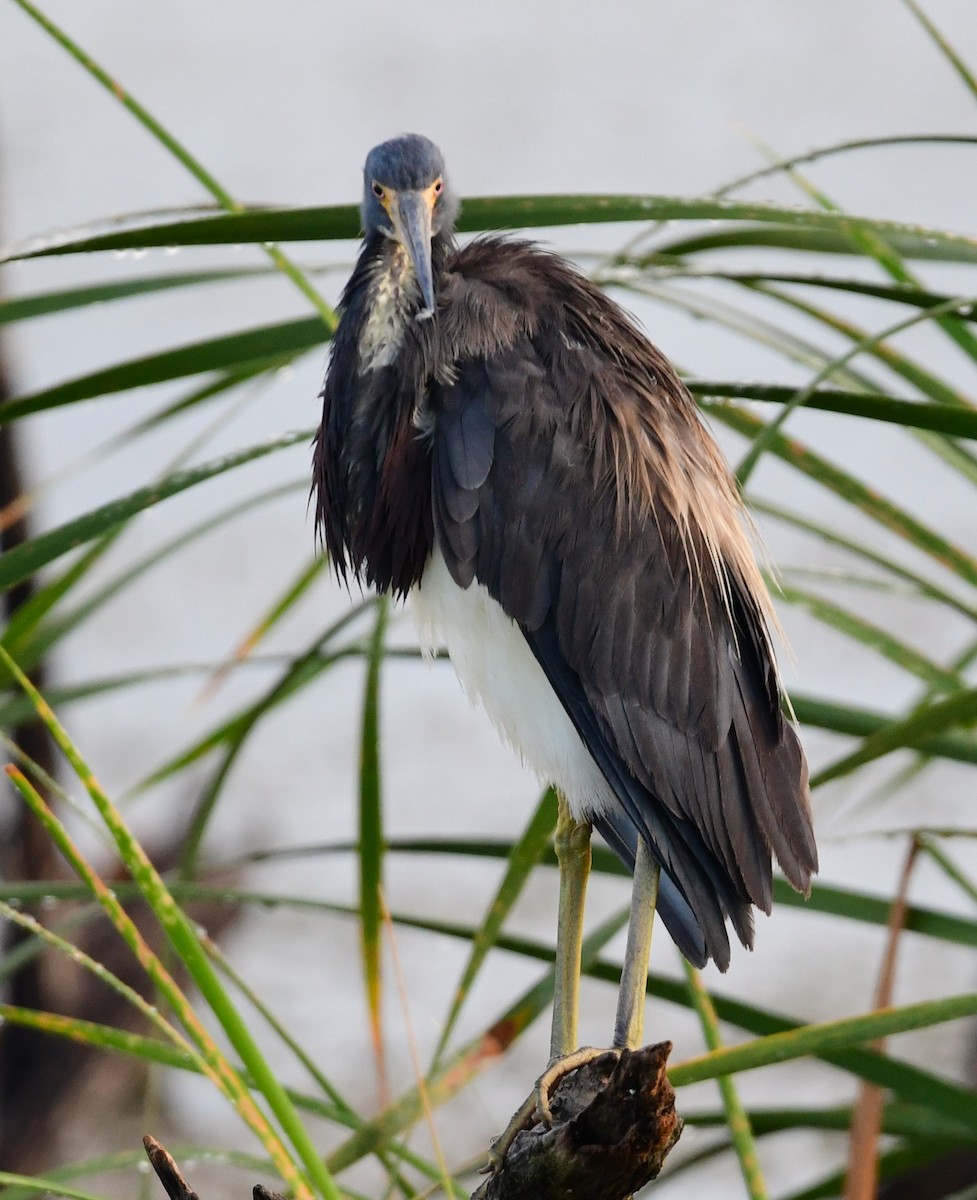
483;1047;622;1176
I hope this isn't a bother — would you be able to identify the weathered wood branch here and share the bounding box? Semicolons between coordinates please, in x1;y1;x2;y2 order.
472;1042;681;1200
143;1042;680;1200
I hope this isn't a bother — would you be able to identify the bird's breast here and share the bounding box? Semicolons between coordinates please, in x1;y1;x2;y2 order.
411;548;612;821
357;246;419;374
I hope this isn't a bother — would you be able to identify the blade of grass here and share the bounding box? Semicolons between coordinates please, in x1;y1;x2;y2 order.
0;316;329;423
0;650;340;1200
718;133;977;197
10;194;977;261
0;430;312;596
197;555;328;702
359;597;389;1101
811;688;977;787
776;581;963;692
670;987;977;1089
683;962;768;1199
705;402;977;588
0;899;196;1055
326;905;630;1174
752;498;977;623
736;294;976;484
843;839;919;1199
0;1004;197;1072
903;0;977;102
8;0;334;328
177;608;377;875
690;381;977;441
1;769;321;1199
0;268;277;325
431;787;559;1070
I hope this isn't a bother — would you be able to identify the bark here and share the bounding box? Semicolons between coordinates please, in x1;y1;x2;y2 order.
472;1043;682;1200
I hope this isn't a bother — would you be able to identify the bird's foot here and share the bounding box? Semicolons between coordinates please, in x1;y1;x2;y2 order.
480;1046;620;1175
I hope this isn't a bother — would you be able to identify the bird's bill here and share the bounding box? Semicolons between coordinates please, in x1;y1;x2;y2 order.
391;189;437;319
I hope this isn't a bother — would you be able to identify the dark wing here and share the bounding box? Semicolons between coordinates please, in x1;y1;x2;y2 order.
429;323;815;970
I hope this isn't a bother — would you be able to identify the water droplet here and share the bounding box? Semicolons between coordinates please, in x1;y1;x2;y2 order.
276;365;295;382
6;897;22;910
113;249;132;261
164;245;180;257
136;1160;151;1175
40;894;58;910
131;248;149;261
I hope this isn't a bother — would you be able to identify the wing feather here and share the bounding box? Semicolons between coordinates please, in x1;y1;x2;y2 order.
427;242;816;967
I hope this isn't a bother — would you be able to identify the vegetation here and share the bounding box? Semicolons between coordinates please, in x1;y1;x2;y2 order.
2;2;977;1197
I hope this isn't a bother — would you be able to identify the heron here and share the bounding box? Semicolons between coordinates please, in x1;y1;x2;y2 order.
313;133;817;1154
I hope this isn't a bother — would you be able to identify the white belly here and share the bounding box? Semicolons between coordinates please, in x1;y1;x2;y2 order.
410;549;613;820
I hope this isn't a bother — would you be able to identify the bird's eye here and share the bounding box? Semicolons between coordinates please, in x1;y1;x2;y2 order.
433;178;444;196
371;181;384;199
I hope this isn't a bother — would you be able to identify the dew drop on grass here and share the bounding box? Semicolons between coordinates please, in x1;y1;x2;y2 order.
164;246;180;257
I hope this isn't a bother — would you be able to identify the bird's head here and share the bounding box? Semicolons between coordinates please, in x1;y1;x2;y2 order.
362;134;458;318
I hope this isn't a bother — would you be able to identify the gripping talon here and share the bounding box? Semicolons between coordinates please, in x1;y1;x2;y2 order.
484;1047;621;1175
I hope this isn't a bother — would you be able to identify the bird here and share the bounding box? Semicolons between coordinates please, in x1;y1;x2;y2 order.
312;133;817;1148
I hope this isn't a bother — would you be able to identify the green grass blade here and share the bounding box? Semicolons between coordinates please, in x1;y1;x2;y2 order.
9;0;334;327
651;223;977;265
789;693;977;767
716;134;977;197
670;990;977;1089
0;1004;197;1071
777;583;963;691
0;317;329;422
752;498;977;623
432;787;559;1067
0;430;312;595
358;597;388;1089
735;294;974;484
0;652;340;1200
380;837;977;950
903;0;977;102
690;381;977;440
8;195;977;260
705;402;977;587
0;1170;117;1200
683;963;769;1198
811;688;977;787
326;905;630;1174
0;268;275;325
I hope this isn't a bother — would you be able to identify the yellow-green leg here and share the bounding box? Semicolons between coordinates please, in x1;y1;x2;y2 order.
613;834;660;1049
482;795;592;1171
550;794;592;1058
483;809;661;1176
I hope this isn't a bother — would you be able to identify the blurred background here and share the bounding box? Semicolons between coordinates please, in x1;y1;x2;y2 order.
2;2;977;1197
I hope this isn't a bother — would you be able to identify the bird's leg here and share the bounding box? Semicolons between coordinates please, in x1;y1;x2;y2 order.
481;796;592;1172
532;830;660;1127
613;834;660;1050
550;794;592;1060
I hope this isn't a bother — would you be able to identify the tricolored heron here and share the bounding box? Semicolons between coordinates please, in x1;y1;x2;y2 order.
313;133;817;1149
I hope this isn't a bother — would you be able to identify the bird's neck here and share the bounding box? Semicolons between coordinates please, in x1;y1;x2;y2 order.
316;233;451;596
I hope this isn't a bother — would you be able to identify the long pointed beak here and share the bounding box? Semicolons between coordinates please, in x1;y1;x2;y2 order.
392;190;437;319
